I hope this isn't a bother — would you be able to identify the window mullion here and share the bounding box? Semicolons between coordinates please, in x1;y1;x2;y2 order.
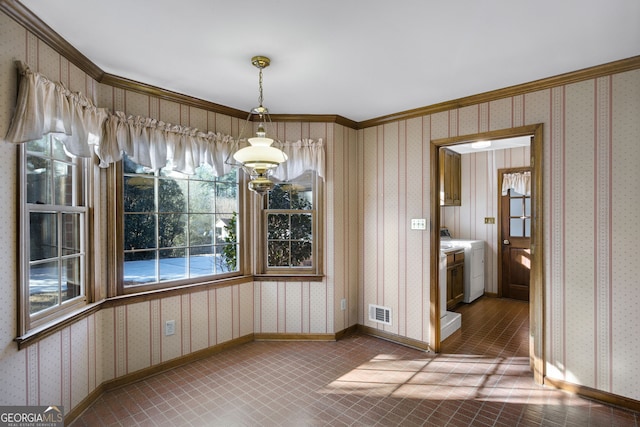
57;211;63;308
155;173;160;282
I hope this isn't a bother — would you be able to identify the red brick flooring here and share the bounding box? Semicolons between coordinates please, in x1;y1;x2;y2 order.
70;297;639;426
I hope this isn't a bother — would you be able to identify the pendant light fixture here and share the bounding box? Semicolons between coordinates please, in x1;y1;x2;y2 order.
226;56;288;195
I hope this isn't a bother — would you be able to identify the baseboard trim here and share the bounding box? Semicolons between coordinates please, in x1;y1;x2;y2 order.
484;292;498;298
65;384;105;423
254;332;336;341
335;324;359;340
357;325;432;352
544;377;640;413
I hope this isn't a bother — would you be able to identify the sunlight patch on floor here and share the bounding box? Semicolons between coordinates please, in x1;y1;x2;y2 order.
317;353;588;407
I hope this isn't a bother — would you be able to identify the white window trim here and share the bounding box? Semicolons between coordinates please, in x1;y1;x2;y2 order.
18;140;90;335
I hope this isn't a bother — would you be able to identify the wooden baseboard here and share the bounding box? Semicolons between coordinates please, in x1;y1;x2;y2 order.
64;384;105;423
483;292;498;298
254;332;336;341
335;324;359;340
357;325;432;352
544;377;640;413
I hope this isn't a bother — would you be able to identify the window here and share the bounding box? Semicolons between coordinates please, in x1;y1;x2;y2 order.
508;189;531;237
122;155;240;290
262;171;321;275
20;135;88;332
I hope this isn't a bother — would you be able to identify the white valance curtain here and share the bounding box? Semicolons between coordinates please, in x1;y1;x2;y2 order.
501;171;531;196
99;111;237;176
5;61;108;157
274;139;325;181
5;62;326;180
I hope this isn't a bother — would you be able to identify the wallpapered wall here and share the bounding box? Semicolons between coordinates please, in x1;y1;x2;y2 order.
1;7;639;414
358;72;640;401
0;10;360;412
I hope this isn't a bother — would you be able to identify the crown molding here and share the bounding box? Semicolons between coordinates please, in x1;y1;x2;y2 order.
100;73;249;120
267;114;359;129
3;1;639;131
358;55;640;129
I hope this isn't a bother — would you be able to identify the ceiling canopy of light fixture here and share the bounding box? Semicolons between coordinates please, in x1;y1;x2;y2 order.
226;55;288;196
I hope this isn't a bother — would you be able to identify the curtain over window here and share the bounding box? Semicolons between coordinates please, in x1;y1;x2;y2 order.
99;111;237;176
5;62;326;179
502;171;531;196
273;139;325;182
5;61;108;157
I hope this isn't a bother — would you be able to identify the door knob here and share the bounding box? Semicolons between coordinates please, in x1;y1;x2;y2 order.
503;239;510;245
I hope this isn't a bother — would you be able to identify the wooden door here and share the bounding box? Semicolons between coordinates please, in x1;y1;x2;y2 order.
499;168;531;301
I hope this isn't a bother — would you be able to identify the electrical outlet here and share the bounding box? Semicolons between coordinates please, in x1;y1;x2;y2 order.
340;298;347;311
165;320;175;336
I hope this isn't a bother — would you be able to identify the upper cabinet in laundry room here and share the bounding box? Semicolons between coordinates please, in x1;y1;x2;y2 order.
439;147;461;206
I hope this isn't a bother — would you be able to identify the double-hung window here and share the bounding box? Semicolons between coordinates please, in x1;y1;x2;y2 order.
20;135;88;333
121;154;240;291
262;171;321;275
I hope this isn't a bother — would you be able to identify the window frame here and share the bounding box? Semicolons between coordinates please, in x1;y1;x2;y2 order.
507;189;532;238
257;171;323;277
18;136;90;335
111;157;248;296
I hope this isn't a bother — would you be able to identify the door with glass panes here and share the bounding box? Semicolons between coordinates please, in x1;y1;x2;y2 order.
499;167;531;301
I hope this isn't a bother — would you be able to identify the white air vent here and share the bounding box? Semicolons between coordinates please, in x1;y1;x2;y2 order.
368;304;392;326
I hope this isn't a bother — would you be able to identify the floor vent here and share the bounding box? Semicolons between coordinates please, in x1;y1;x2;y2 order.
368;304;392;326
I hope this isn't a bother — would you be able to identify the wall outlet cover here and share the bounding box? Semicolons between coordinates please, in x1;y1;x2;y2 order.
165;320;176;336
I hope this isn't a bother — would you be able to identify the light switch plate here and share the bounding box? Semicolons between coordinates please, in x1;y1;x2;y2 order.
411;218;426;230
484;217;495;224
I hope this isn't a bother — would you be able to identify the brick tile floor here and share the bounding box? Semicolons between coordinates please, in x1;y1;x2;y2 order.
70;297;639;426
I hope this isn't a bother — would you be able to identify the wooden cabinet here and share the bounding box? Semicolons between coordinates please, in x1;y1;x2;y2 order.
439;148;461;206
446;250;464;309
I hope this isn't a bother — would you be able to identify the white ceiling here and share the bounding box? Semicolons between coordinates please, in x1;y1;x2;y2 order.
20;0;640;122
448;136;531;154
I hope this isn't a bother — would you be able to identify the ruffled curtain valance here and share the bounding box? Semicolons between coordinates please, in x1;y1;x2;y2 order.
5;61;108;157
4;62;325;180
99;111;236;176
502;171;531;196
274;139;325;181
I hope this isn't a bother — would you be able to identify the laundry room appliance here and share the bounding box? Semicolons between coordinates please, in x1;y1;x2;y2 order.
440;228;485;303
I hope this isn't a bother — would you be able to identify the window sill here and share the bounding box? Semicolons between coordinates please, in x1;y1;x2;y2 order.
14;274;323;349
253;274;325;282
15;302;102;350
15;275;255;350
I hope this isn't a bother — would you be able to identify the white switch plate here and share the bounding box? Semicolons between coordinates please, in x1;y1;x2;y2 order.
411;218;426;230
340;298;346;311
165;320;175;336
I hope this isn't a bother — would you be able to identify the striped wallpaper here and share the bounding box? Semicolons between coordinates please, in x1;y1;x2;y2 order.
358;70;640;401
1;8;639;416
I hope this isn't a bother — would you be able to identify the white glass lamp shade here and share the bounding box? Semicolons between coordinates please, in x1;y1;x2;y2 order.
233;137;288;169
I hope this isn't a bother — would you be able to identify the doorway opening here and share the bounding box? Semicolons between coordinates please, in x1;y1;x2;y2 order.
429;124;544;384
